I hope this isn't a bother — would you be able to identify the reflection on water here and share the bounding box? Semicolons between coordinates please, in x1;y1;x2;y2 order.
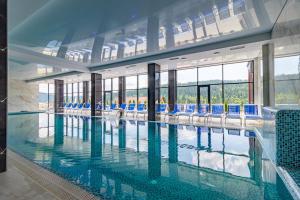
8;113;292;200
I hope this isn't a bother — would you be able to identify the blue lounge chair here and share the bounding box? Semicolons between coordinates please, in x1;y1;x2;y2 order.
208;104;225;124
168;104;181;120
64;103;73;112
225;104;242;125
192;104;209;123
70;103;78;114
244;104;262;125
156;104;167;114
103;103;117;113
82;102;91;114
74;103;84;114
119;103;127;110
136;104;147;118
177;104;196;121
125;104;136;117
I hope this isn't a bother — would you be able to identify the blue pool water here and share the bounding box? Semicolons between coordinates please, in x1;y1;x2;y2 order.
8;113;293;200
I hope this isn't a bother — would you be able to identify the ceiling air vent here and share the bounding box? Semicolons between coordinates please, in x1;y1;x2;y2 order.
169;57;179;60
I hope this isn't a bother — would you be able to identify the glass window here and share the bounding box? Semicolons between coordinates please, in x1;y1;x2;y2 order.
223;62;249;83
210;85;223;104
126;90;137;104
112;91;118;105
275;80;300;105
177;68;197;86
177;86;197;104
138;75;148;89
224;83;250;105
79;82;83;92
275;55;300;80
113;78;119;91
160;72;168;87
105;79;111;91
126;76;137;89
160;88;168;104
198;65;222;85
138;88;147;104
48;84;54;110
38;83;48;111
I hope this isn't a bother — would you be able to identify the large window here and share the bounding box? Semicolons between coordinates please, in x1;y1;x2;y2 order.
160;72;168;104
138;75;148;104
176;61;253;107
275;55;300;106
126;76;138;104
38;83;54;111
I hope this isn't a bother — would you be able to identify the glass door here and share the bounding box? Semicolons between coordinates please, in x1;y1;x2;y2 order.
104;91;112;109
197;85;211;109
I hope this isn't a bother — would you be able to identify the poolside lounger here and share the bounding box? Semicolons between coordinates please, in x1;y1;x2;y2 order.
70;103;78;114
136;104;147;118
177;104;196;121
191;104;209;123
156;104;168;119
64;103;73;113
244;130;256;137
225;104;242;125
74;103;84;114
82;102;91;114
244;104;262;126
125;104;136;117
167;104;181;120
208;104;225;124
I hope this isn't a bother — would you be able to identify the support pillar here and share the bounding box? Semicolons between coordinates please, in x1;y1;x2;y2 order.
117;44;125;59
262;43;275;107
0;0;7;172
83;81;89;103
253;58;262;106
147;15;159;53
168;70;177;112
118;76;126;105
165;22;175;49
91;73;102;116
54;80;64;113
147;63;160;121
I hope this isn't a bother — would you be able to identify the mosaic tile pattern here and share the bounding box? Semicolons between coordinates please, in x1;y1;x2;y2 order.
276;110;300;168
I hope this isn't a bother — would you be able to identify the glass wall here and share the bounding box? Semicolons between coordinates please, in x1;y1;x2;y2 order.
160;72;168;104
38;83;54;111
176;61;254;107
125;75;148;105
275;55;300;106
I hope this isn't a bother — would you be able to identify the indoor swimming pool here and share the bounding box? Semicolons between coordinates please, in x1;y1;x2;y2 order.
8;113;293;200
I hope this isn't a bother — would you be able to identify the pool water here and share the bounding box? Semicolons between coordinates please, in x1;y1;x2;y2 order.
8;113;293;200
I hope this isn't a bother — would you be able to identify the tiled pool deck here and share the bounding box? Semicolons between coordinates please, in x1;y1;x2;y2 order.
0;151;100;200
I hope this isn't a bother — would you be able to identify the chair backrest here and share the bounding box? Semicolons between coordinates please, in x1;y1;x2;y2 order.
120;103;127;110
111;103;116;109
174;104;181;112
198;104;209;114
244;104;258;116
84;102;91;108
78;103;84;109
228;104;240;114
186;104;196;113
66;103;72;108
156;104;167;112
137;104;145;111
72;103;78;108
128;104;135;111
212;104;224;114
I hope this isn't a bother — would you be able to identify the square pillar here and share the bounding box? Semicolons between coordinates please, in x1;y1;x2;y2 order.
83;81;89;103
168;70;177;112
0;0;7;173
91;73;102;116
54;80;64;113
262;43;275;107
118;76;126;105
148;63;160;121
